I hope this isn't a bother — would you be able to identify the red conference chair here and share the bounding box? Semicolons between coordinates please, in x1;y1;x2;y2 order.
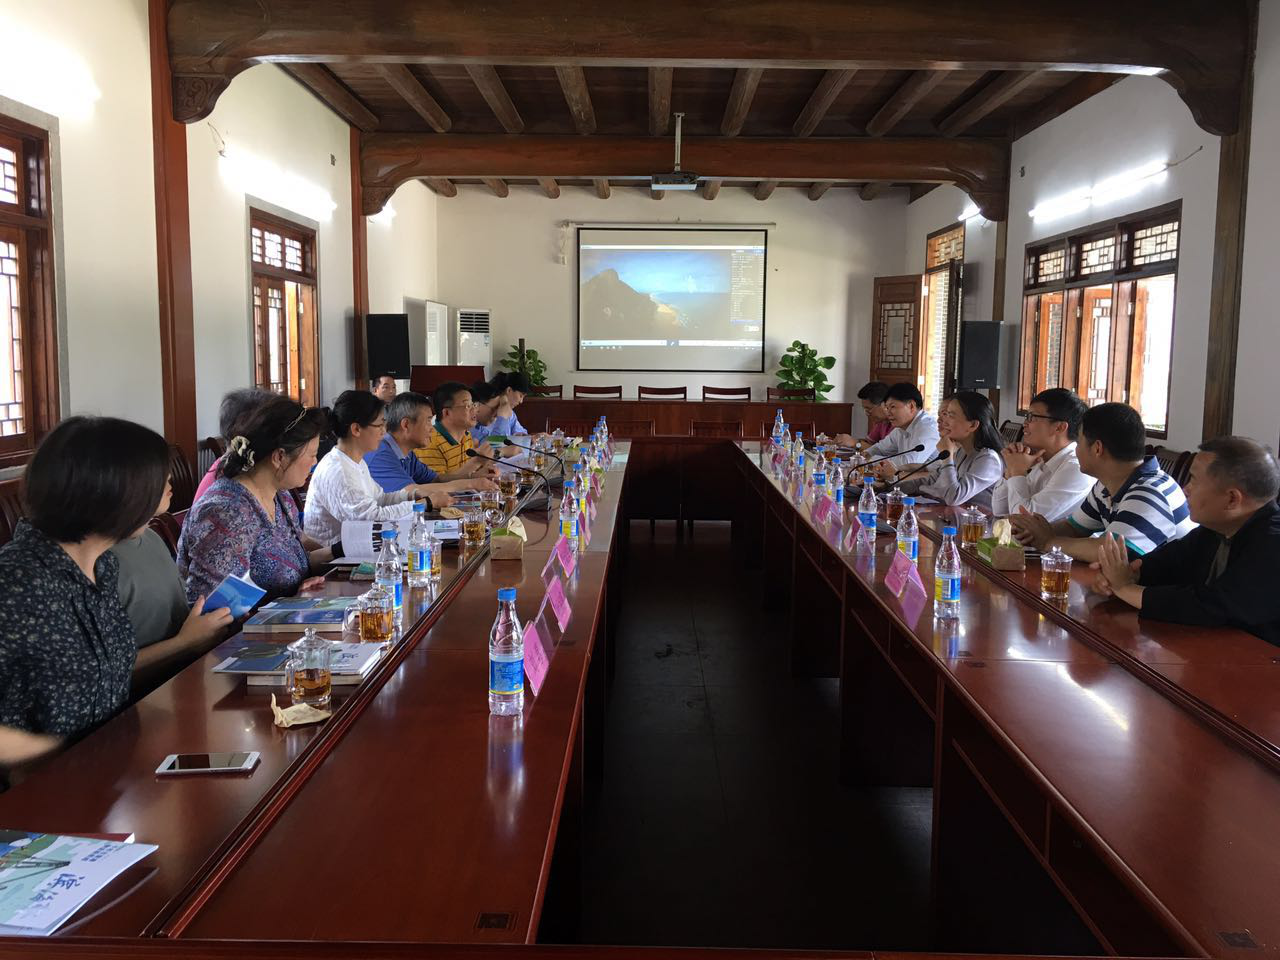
608;419;656;439
547;419;594;438
765;420;815;440
638;385;687;400
167;444;198;514
147;512;183;559
573;385;622;399
702;385;751;401
530;384;563;398
690;420;743;438
999;420;1023;445
766;386;816;402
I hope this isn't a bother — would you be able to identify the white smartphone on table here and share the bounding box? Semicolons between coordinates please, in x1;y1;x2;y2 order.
155;751;260;776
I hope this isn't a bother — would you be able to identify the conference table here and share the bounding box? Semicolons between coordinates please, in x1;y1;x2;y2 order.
2;439;1279;960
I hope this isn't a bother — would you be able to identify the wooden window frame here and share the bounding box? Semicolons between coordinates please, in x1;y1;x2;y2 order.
0;113;59;468
1017;201;1181;439
248;208;319;404
923;221;965;405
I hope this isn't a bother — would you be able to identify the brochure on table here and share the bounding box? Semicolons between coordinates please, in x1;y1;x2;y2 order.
333;517;460;564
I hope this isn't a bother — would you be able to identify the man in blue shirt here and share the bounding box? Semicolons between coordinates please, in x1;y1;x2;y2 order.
366;392;495;495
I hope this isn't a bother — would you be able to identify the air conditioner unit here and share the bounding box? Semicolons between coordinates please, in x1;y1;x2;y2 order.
455;308;492;377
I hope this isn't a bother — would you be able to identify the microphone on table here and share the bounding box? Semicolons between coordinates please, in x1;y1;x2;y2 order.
465;447;555;502
889;449;950;485
502;438;568;482
853;444;926;470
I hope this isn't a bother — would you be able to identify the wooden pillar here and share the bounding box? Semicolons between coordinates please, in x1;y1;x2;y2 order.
1203;0;1258;440
147;0;197;461
351;127;370;388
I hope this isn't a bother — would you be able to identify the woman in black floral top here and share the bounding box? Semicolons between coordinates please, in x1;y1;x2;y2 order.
0;417;170;746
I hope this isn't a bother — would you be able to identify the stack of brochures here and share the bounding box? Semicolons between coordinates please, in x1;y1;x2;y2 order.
211;637;383;687
240;596;358;632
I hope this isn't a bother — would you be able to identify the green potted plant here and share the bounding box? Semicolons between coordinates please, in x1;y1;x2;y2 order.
775;340;836;400
498;343;548;387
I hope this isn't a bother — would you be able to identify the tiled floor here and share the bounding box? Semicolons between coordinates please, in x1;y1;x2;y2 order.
579;521;933;950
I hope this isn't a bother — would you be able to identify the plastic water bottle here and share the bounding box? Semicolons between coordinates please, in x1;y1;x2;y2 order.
780;423;792;452
792;432;805;470
375;528;404;621
856;477;878;549
812;446;827;500
849;442;865;484
771;409;784;445
559;479;580;551
935;526;962;620
488;587;524;715
830;457;845;508
406;502;432;588
896;497;919;563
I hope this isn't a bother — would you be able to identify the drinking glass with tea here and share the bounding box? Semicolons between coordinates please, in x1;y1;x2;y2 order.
463;507;487;546
498;471;519;500
884;487;905;528
1040;545;1072;600
481;487;505;526
344;585;395;644
287;629;333;708
960;507;987;548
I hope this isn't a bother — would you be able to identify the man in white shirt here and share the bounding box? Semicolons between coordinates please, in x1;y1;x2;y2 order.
865;382;940;480
991;388;1093;521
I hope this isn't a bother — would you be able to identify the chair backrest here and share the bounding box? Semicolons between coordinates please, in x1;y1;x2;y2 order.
999;419;1023;445
608;419;656;439
0;477;26;548
766;386;816;402
1150;445;1192;487
530;384;563;398
546;418;595;438
690;420;743;438
637;385;687;400
573;385;622;399
702;385;751;401
167;444;197;514
769;420;815;440
147;511;182;559
197;436;225;475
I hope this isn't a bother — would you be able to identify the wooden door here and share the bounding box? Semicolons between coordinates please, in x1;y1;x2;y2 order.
869;274;924;389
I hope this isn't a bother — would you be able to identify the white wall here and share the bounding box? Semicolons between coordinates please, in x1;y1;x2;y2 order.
901;184;998;329
1003;77;1220;449
367;179;438;314
434;184;905;406
0;0;163;431
1236;0;1280;448
186;64;354;436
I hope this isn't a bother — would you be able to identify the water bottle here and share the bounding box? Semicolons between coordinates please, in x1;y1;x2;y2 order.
935;526;962;620
406;502;432;588
849;442;865;484
426;515;441;580
488;587;524;716
856;477;878;549
780;423;792;452
896;497;919;563
830;457;845;508
375;528;404;621
811;446;827;501
560;479;580;551
792;432;805;470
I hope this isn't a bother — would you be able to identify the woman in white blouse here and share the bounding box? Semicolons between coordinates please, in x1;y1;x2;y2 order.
304;391;454;546
892;391;1005;510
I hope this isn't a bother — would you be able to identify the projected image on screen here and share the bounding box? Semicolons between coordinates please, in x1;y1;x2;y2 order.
577;228;766;371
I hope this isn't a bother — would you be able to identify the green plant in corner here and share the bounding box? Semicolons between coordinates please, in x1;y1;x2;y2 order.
498;343;548;387
775;340;836;400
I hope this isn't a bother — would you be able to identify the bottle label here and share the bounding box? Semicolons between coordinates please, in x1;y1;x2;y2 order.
813;472;826;487
489;655;524;696
379;578;403;609
859;511;877;532
834;488;844;504
562;517;578;540
409;549;427;574
935;574;960;602
796;454;804;469
897;537;918;561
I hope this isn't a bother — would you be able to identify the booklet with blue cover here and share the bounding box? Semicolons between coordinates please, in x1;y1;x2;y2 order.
241;596;358;633
203;571;266;619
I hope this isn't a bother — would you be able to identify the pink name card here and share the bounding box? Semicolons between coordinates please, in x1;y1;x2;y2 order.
590;472;602;496
812;494;835;525
884;547;914;597
899;569;929;625
555;535;577;578
523;620;550;695
589;497;598;522
546;576;572;632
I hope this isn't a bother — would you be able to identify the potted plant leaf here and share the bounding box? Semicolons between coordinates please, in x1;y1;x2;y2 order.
775;340;836;400
497;343;548;387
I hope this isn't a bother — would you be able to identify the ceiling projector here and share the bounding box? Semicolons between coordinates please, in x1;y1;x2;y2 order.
651;171;699;190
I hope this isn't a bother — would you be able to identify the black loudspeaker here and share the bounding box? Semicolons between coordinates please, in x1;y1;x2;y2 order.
956;321;1001;389
366;313;411;379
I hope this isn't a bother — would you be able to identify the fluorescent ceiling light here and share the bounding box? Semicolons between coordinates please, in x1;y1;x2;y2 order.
1029;158;1169;222
958;203;981;222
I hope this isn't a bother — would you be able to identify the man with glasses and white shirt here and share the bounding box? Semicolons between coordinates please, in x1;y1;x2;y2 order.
864;382;940;481
991;388;1094;521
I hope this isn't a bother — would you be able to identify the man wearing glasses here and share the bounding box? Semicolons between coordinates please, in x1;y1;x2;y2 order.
415;381;498;479
991;388;1094;521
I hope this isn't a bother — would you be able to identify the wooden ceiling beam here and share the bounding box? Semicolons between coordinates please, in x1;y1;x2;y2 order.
650;189;665;200
421;178;457;197
702;179;722;200
281;64;378;131
721;67;763;136
554;64;597;135
374;63;450;133
536;177;561;198
754;179;778;200
865;70;945;137
481;177;509;197
807;181;833;200
169;0;1247;135
1012;73;1123;139
859;181;888;201
648;66;673;136
465;64;525;133
360;134;1010;219
593;178;611;199
938;70;1042;136
908;183;939;203
793;69;856;137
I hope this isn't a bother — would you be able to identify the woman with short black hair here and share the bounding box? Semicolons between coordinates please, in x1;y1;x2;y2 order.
178;394;334;603
0;417;170;744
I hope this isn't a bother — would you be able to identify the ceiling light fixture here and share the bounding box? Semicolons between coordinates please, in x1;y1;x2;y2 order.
651;112;700;191
1029;157;1169;222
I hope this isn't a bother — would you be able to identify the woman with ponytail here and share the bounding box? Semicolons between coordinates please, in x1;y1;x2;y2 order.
303;390;456;546
177;394;335;604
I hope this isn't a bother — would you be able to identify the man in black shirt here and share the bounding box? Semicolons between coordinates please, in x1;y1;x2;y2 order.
1095;436;1280;646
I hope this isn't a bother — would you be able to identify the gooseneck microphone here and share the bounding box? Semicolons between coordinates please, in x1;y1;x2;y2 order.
855;444;926;471
465;447;555;501
891;448;951;485
502;438;568;481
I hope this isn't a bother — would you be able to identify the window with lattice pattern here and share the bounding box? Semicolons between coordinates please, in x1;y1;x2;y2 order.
1130;219;1179;267
926;224;964;270
1026;245;1066;286
1077;235;1115;276
249;209;318;405
0;145;17;207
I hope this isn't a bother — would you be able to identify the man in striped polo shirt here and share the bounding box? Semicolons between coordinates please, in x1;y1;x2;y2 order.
1011;403;1195;562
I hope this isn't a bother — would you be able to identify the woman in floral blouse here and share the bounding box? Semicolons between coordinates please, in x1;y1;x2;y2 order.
178;394;335;604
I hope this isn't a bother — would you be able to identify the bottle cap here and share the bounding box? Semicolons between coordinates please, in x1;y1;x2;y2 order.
413;501;426;512
863;476;874;484
903;497;915;505
564;479;575;489
497;587;516;602
383;528;399;539
942;526;957;536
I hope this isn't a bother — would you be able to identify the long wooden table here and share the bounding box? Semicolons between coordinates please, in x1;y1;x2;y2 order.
520;397;855;438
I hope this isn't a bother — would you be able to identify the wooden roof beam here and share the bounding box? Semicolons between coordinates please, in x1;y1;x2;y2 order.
648;67;673;136
536;177;561;198
481;178;509;197
465;64;525;133
721;67;763;136
374;63;450;133
554;64;597;135
754;179;778;200
282;64;378;131
859;181;888;200
938;71;1042;136
793;69;856;137
807;181;833;200
865;71;945;137
421;178;457;197
702;179;722;200
593;178;611;199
